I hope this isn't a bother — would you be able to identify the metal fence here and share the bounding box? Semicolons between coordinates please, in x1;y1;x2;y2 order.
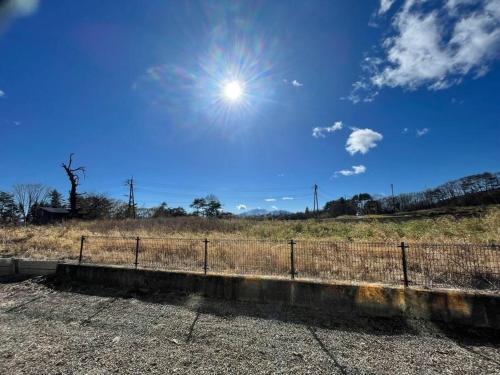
78;236;500;291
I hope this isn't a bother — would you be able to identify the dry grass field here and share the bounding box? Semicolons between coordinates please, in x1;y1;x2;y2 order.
1;206;499;290
1;206;499;259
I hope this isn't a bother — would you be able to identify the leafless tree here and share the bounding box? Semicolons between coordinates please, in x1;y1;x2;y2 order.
12;184;49;224
62;153;85;217
375;172;500;213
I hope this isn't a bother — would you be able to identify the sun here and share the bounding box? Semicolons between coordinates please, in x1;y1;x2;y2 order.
222;80;244;102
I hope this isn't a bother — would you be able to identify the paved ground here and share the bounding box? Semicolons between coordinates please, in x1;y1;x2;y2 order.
0;276;499;374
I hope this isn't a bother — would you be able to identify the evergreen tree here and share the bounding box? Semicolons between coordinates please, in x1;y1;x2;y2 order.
49;189;63;208
0;191;18;224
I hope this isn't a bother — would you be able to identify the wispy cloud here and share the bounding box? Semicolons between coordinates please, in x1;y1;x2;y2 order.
334;165;367;177
348;0;500;102
402;127;408;134
378;0;396;15
271;205;278;210
346;128;383;155
236;204;247;210
312;121;343;138
265;198;277;202
0;0;39;31
277;173;285;177
282;197;294;200
283;79;303;87
416;128;429;137
0;89;4;97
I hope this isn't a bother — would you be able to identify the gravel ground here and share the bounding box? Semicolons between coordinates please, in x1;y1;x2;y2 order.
0;276;499;374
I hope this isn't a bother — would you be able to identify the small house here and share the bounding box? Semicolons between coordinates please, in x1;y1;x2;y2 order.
34;207;70;224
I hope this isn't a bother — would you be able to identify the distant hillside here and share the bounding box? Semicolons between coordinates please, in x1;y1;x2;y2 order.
239;208;291;217
263;171;500;220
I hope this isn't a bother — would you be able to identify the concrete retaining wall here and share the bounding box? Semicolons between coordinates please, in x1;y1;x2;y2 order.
0;258;58;276
0;258;15;275
56;264;500;329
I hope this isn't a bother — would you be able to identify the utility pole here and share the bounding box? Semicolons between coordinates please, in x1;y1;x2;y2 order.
313;184;319;218
126;177;136;219
391;183;396;213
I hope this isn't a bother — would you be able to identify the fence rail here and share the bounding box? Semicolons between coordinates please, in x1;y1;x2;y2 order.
78;236;500;291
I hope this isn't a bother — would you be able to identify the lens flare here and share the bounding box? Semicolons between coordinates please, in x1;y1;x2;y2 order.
134;27;280;130
222;80;244;102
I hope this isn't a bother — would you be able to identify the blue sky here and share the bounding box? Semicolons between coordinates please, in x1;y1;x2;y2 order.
1;0;499;213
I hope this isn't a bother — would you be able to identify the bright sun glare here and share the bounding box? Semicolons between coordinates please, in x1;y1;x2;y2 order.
222;80;243;102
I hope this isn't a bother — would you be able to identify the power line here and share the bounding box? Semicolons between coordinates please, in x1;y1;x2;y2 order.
134;186;311;200
135;181;312;193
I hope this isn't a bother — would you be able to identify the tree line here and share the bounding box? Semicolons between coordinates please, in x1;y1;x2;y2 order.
1;154;498;225
0;154;227;225
262;172;500;220
319;172;500;218
0;186;227;224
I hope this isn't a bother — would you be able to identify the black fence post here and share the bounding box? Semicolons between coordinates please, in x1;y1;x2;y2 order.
399;241;409;287
289;239;297;279
134;236;140;269
203;238;209;275
79;235;85;264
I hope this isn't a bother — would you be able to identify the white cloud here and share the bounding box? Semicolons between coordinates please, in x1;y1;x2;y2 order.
0;0;39;29
0;90;4;97
334;165;367;177
312;121;343;138
353;165;366;174
282;197;294;200
271;205;278;210
236;204;247;210
265;198;276;202
283;79;303;87
346;128;383;155
416;128;429;137
349;0;500;102
379;0;396;15
402;127;408;133
277;173;285;177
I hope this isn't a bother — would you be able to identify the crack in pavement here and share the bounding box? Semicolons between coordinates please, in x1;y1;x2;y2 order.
308;326;348;375
456;342;500;368
4;295;44;313
186;309;202;343
80;297;118;326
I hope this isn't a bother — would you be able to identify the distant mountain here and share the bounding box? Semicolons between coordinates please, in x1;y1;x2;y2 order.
239;208;291;217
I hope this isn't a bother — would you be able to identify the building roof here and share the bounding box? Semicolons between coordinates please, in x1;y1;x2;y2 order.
39;207;70;214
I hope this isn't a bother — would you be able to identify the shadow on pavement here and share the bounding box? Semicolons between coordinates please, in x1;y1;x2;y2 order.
0;274;32;284
44;275;420;338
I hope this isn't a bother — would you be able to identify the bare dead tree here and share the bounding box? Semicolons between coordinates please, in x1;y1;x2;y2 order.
62;153;85;217
12;184;49;225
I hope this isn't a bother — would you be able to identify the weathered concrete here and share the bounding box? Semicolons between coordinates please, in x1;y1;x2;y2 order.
0;257;58;276
18;259;58;275
0;257;15;275
56;263;500;329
